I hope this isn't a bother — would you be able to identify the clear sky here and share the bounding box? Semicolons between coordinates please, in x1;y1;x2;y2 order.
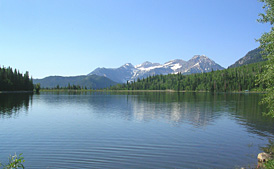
0;0;271;78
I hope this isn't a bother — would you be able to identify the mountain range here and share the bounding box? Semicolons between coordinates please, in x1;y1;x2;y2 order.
33;75;117;89
34;48;266;89
89;55;224;83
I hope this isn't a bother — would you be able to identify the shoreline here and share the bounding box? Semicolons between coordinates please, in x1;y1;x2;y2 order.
38;89;266;94
0;91;34;94
0;89;265;94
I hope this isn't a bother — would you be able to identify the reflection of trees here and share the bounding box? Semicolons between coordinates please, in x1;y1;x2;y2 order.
111;92;274;136
133;92;274;136
39;91;274;136
131;92;274;136
41;92;222;127
0;93;33;118
227;94;274;136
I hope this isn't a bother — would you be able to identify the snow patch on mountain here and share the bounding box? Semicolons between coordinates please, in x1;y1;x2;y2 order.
88;55;224;83
170;63;182;71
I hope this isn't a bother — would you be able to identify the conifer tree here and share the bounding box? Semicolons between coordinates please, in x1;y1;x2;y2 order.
257;0;274;117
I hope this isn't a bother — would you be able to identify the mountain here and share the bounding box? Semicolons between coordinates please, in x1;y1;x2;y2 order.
89;55;224;83
33;74;117;89
228;48;266;68
90;63;136;83
110;61;266;92
178;55;223;74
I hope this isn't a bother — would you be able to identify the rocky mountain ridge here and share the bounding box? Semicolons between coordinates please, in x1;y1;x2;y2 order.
228;48;265;68
89;55;224;83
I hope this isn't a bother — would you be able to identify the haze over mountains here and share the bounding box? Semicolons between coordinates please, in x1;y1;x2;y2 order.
89;55;224;83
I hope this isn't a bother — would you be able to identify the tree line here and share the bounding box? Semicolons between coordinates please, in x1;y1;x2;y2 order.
0;66;34;91
42;83;89;90
109;62;266;92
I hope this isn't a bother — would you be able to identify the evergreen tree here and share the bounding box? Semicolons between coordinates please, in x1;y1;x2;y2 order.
257;0;274;117
110;62;266;93
35;83;41;93
0;66;34;91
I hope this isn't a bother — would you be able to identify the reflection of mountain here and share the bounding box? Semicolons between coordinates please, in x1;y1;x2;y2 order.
130;92;220;127
0;93;33;118
39;91;274;136
38;92;222;127
131;92;274;135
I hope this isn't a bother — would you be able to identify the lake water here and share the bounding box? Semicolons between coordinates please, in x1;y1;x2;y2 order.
0;92;274;168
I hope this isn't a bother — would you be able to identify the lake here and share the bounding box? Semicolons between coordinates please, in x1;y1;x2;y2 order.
0;92;273;168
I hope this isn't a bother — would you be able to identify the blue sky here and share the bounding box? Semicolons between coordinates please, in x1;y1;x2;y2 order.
0;0;271;78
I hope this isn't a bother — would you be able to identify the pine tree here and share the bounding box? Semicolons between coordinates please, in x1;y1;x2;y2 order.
257;0;274;117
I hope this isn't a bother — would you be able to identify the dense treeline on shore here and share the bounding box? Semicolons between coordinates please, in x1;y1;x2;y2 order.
42;84;88;90
0;66;34;91
110;62;266;92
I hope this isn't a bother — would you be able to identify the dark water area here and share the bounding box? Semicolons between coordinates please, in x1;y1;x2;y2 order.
0;92;273;168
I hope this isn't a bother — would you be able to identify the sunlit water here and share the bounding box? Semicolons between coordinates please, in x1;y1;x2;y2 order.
0;92;273;168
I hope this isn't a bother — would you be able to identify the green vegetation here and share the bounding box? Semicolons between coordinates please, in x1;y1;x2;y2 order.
261;140;274;157
0;66;33;92
0;153;25;169
35;83;41;93
264;159;274;169
256;1;274;168
110;62;266;92
260;140;274;169
52;83;86;90
257;0;274;118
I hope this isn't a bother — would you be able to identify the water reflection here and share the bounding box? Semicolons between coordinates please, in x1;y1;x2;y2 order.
0;93;33;118
1;92;274;168
130;92;221;127
228;94;274;137
39;91;274;136
2;91;272;136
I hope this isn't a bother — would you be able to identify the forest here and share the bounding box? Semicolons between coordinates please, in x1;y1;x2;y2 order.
109;61;266;92
0;66;34;91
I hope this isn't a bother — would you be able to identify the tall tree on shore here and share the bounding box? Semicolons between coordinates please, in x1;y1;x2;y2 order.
257;0;274;117
0;66;34;91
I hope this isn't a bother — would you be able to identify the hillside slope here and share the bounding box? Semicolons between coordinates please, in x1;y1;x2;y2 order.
228;48;266;68
33;75;117;89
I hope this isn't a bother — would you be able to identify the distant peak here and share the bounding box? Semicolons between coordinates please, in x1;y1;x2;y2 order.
190;55;211;62
122;63;134;67
135;61;160;68
140;61;153;66
192;55;208;59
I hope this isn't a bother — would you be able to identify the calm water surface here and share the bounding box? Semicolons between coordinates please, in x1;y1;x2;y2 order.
0;92;274;168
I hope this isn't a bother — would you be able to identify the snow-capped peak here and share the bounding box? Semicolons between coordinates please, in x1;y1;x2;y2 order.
135;61;161;69
121;63;134;67
89;55;224;83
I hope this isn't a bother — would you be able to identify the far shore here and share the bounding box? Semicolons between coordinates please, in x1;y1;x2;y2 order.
0;91;34;94
38;89;266;94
